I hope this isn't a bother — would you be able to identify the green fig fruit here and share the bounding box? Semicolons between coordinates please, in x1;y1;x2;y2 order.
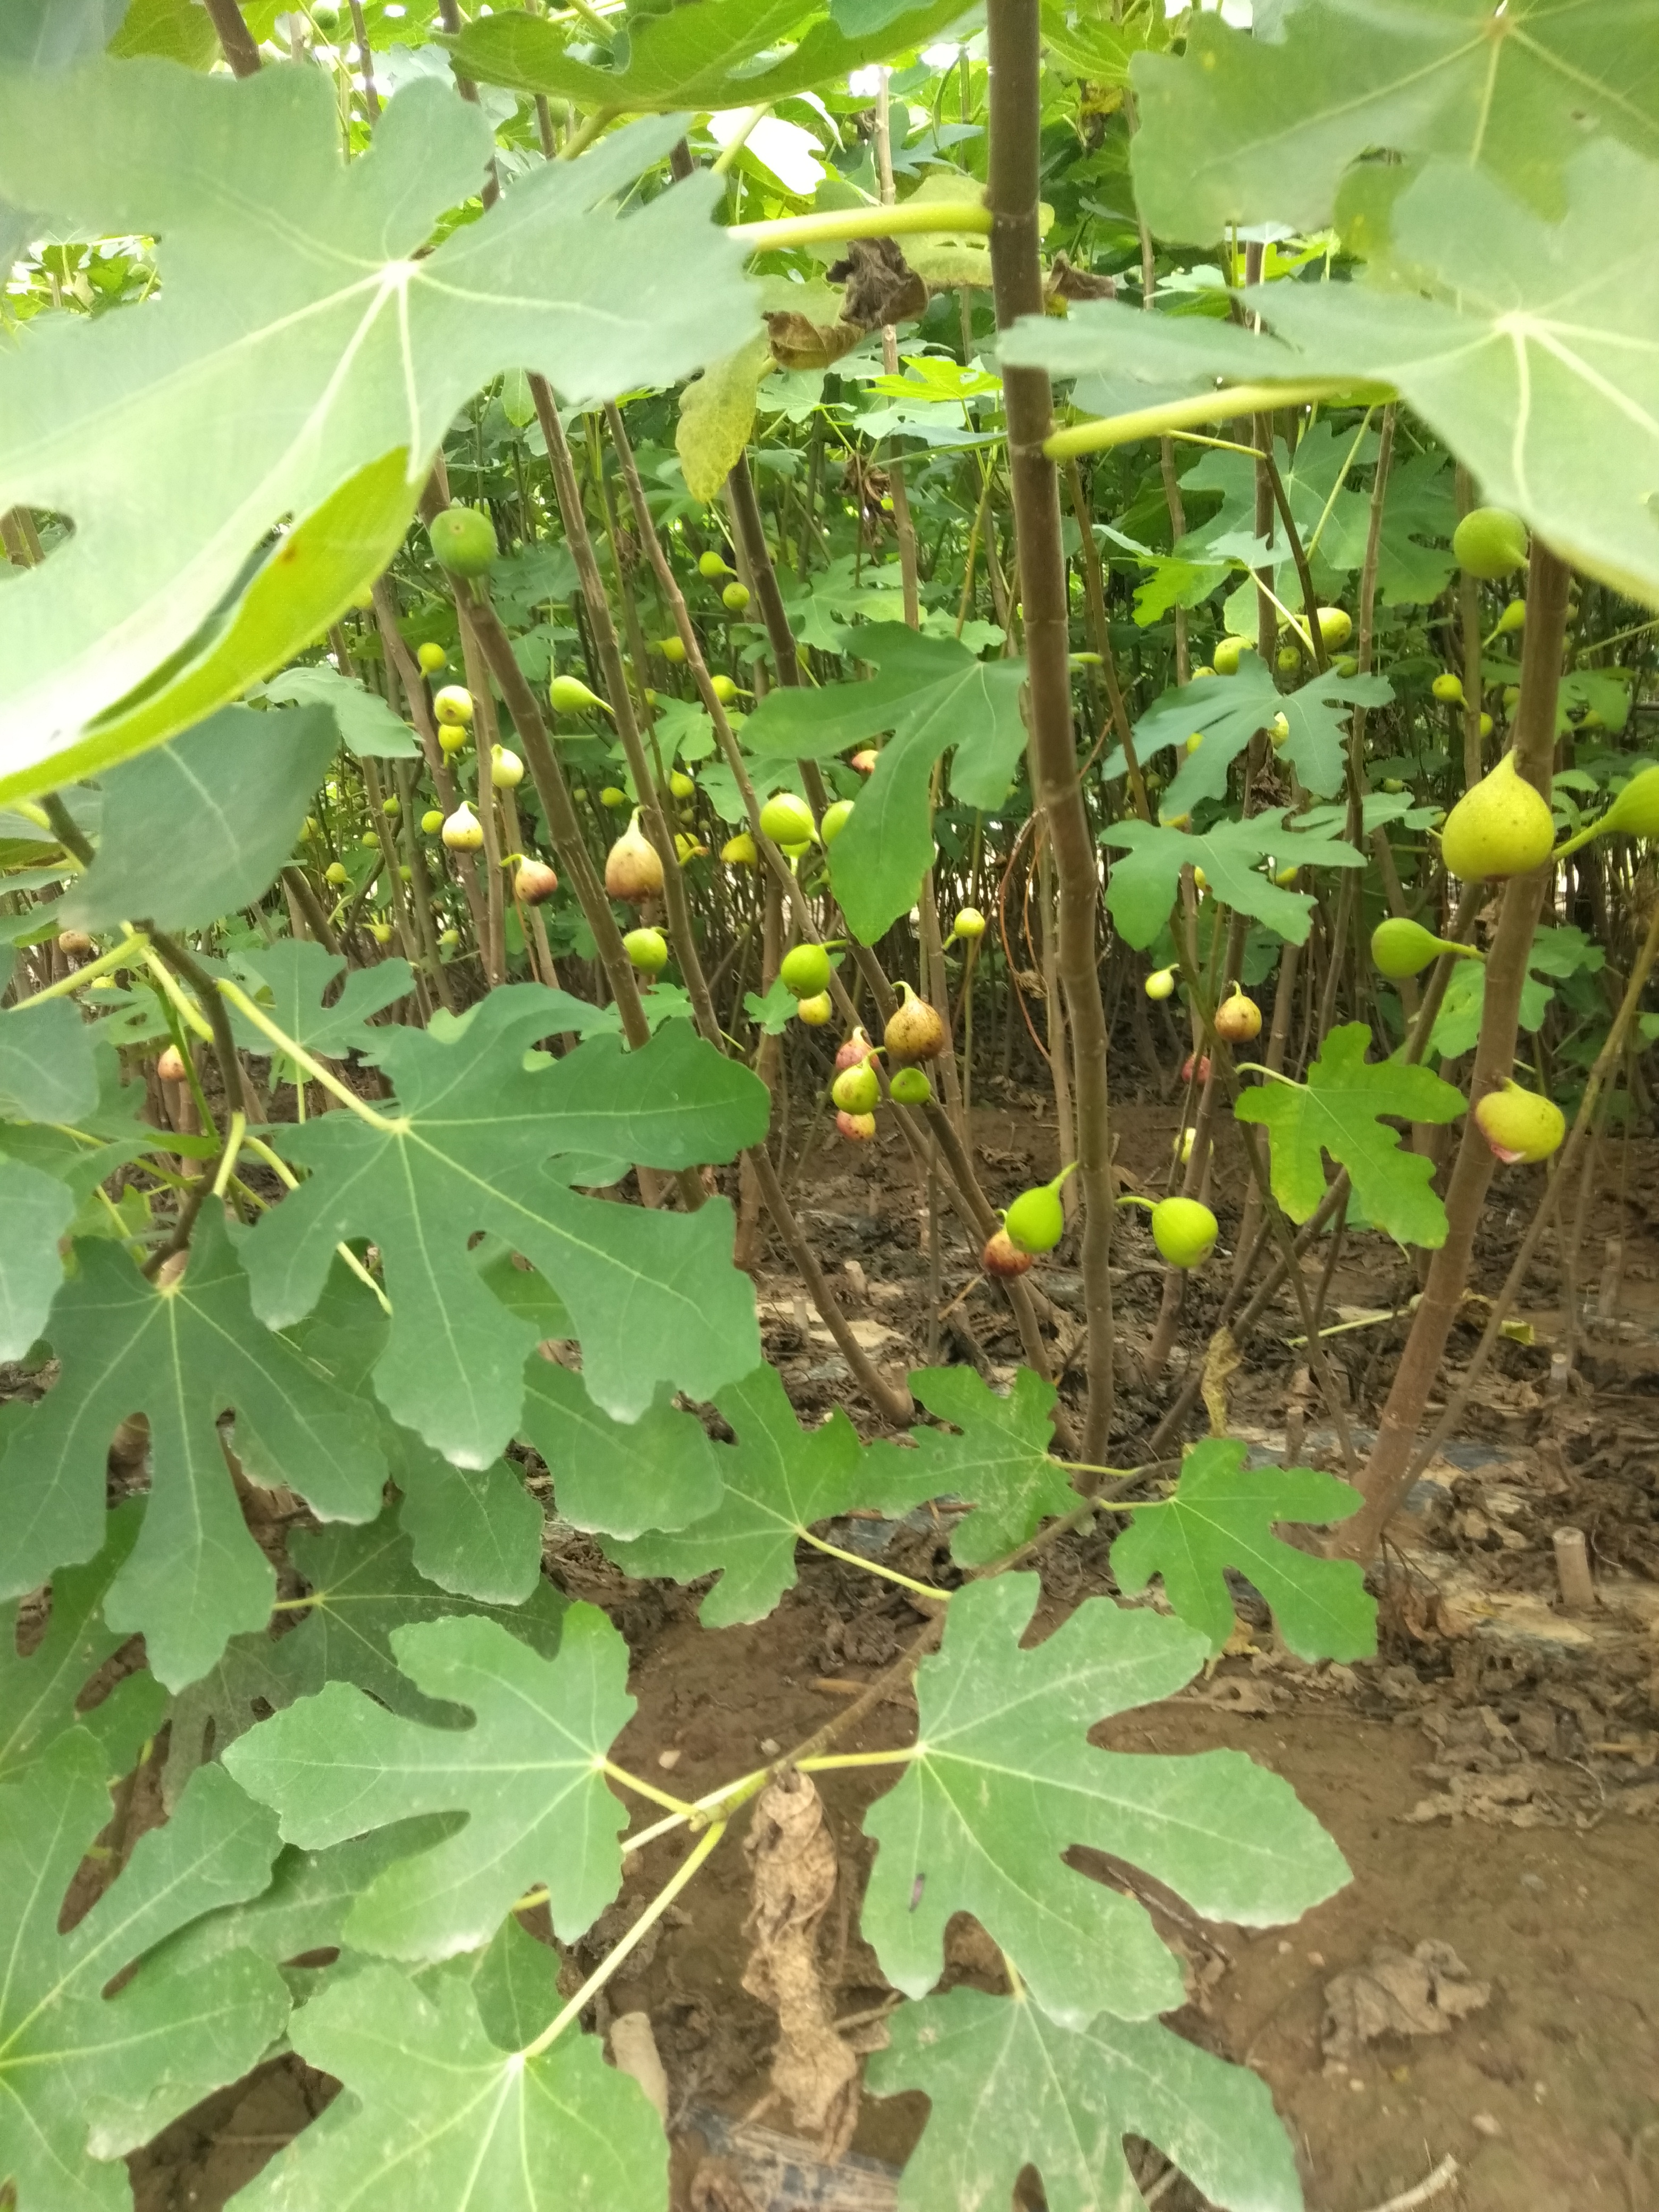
669;770;696;800
433;684;473;726
421;808;443;835
549;674;609;717
1370;917;1480;978
1495;598;1526;635
1475;1079;1565;1164
780;942;832;998
797;991;833;1026
820;799;854;843
698;550;733;580
624;926;669;973
1316;606;1352;648
416;641;448;675
1145;966;1176;1001
889;1066;933;1105
832;1061;880;1114
711;674;740;706
659;636;687;664
721;831;758;866
1003;1162;1078;1255
952;907;986;941
1452;507;1528;580
600;785;629;809
1150;1195;1218;1268
1212;635;1252;675
428;506;497;577
1598;764;1659;839
1440;753;1555;881
722;582;751;613
1431;672;1464;706
759;791;816;847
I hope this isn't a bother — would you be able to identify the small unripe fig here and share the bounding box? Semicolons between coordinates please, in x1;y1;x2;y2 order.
832;1061;879;1114
1145;966;1176;1002
514;858;559;906
952;907;986;942
1332;653;1359;677
1452;506;1528;580
659;635;687;664
722;582;751;613
1214;985;1261;1043
428;505;497;577
1598;763;1659;838
605;812;665;902
600;786;629;809
780;942;832;998
398;864;412;882
796;991;833;1026
721;831;758;866
1190;665;1216;681
669;770;696;800
698;550;732;580
675;833;708;864
1477;711;1494;738
820;799;854;843
835;1108;876;1142
884;981;946;1062
360;828;380;847
1431;671;1464;706
1440;753;1555;881
890;1066;932;1105
157;1044;188;1084
1495;598;1526;635
325;860;349;885
443;803;484;851
433;684;473;726
1192;867;1210;893
983;1227;1034;1278
624;925;669;973
1180;1051;1213;1086
439;724;468;756
1276;645;1302;674
1003;1162;1078;1255
1475;1079;1564;1164
834;1026;874;1072
1269;713;1289;745
759;791;816;847
368;919;392;946
57;929;93;957
491;747;524;788
549;674;608;717
417;640;448;675
1316;606;1352;648
1273;864;1300;886
1151;1195;1218;1268
1370;917;1476;978
1176;1126;1196;1164
438;926;459;952
1212;635;1252;675
382;794;400;815
1184;732;1204;756
1381;777;1405;795
710;674;740;706
850;748;879;775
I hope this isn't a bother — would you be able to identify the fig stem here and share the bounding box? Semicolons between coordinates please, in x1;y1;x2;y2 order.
728;200;991;253
241;1136;392;1314
218;978;408;1136
796;1524;952;1604
599;1757;698;1819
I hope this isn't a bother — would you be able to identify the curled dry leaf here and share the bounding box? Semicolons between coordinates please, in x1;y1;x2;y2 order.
1321;1939;1491;2069
740;1770;861;2161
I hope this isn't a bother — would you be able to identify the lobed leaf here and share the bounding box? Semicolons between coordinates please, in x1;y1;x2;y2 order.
1099;809;1364;949
1112;1438;1377;1662
868;1364;1077;1567
861;1574;1349;2028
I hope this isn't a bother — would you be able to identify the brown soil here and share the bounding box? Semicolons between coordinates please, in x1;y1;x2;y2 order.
117;1099;1659;2210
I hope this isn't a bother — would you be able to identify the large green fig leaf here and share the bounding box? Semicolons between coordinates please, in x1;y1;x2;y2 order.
0;1499;165;1784
861;1574;1348;2029
1129;0;1659;244
0;1733;287;2211
0;1207;387;1689
1098;809;1364;949
224;1605;634;1960
55;703;337;934
519;1359;723;1540
0;58;755;793
1116;661;1392;812
0;1157;74;1363
1002;142;1659;610
239;995;767;1465
447;0;969;115
1113;1438;1377;1663
0;997;99;1123
164;1512;567;1808
741;630;1028;944
871;1984;1302;2212
230;1964;666;2212
1233;1021;1467;1246
225;940;415;1073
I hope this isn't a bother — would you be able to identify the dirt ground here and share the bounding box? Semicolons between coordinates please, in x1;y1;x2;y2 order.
121;1088;1659;2210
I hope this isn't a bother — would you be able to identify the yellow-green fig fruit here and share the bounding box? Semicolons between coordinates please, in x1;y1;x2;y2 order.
820;799;854;843
890;1066;932;1105
1453;507;1528;580
780;942;831;997
710;674;740;706
1370;917;1465;978
832;1061;879;1115
442;803;484;852
1599;764;1659;839
721;831;758;866
698;550;733;580
1431;672;1464;705
1151;1195;1218;1268
1003;1162;1078;1255
549;674;608;717
421;808;443;835
659;635;687;664
1145;966;1176;1001
433;684;473;726
759;791;815;846
490;747;524;789
1212;635;1252;675
428;505;497;577
796;991;833;1027
1475;1079;1565;1164
624;925;669;974
1316;606;1352;648
952;907;987;941
1440;753;1555;881
722;582;751;613
416;640;448;676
